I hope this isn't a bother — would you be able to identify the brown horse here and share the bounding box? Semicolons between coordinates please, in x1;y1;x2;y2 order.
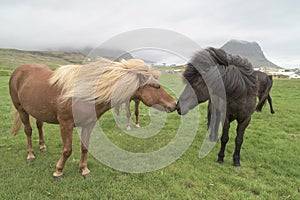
125;99;141;130
114;60;160;131
114;99;141;131
254;71;275;114
177;47;257;166
9;58;176;178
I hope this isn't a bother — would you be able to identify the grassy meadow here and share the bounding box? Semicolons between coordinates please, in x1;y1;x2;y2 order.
0;69;300;199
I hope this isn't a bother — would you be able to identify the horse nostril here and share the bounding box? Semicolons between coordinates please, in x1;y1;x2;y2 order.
176;103;182;115
166;106;173;112
177;108;182;115
166;103;176;112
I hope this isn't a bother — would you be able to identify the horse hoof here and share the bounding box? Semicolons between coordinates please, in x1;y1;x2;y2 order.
53;172;64;179
40;147;47;152
81;167;91;179
216;159;224;164
135;124;140;128
40;144;47;152
126;126;131;131
233;163;241;167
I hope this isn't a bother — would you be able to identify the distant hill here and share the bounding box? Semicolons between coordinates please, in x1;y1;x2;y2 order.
220;40;282;69
79;47;133;60
0;47;134;71
57;47;133;61
0;48;86;70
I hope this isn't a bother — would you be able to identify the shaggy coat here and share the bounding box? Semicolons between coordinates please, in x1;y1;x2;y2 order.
177;47;258;166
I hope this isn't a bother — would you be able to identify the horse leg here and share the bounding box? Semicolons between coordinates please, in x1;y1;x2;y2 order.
53;121;73;178
36;120;47;152
217;118;230;164
255;95;264;112
134;100;140;128
233;117;251;167
126;101;131;131
267;94;275;114
17;107;35;162
79;124;95;179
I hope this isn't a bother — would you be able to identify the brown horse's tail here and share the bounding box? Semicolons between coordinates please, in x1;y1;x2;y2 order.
11;107;22;136
256;75;273;112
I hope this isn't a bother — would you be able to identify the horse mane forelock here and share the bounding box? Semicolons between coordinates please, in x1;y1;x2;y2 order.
207;47;254;77
49;58;158;105
210;47;257;97
184;47;257;98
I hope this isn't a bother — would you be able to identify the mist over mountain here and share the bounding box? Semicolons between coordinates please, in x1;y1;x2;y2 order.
221;40;281;69
57;47;133;60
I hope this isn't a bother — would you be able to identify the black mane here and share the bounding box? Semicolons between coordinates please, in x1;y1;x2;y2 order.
184;47;257;99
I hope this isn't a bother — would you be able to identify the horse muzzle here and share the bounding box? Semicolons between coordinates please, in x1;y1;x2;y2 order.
176;100;191;115
165;102;177;113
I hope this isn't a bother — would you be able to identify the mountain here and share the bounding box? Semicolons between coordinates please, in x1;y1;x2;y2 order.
220;40;281;69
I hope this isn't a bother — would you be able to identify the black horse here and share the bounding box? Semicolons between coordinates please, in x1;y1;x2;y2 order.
177;47;260;166
254;71;275;114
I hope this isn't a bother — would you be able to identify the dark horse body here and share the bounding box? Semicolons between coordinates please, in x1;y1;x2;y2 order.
254;71;275;114
177;47;259;166
9;61;176;178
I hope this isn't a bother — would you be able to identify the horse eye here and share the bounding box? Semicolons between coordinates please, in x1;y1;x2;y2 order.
155;85;161;89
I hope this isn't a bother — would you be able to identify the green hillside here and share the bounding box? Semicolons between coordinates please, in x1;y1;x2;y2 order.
0;48;86;70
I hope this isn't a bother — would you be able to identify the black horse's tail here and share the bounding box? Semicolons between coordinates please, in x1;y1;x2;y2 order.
207;100;224;142
256;75;273;112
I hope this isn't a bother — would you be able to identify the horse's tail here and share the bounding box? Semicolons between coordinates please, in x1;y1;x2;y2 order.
207;100;223;142
11;107;22;136
256;75;273;112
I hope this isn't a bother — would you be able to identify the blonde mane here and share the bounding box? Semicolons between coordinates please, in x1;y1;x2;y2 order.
49;58;160;106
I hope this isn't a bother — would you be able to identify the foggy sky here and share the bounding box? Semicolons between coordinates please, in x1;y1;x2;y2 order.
0;0;299;68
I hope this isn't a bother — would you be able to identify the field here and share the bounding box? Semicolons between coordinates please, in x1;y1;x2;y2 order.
0;71;300;199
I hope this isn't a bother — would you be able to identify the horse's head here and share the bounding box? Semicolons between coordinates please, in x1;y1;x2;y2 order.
177;64;209;115
133;81;176;113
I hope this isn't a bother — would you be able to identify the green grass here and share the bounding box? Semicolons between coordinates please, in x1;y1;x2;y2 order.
0;74;299;199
